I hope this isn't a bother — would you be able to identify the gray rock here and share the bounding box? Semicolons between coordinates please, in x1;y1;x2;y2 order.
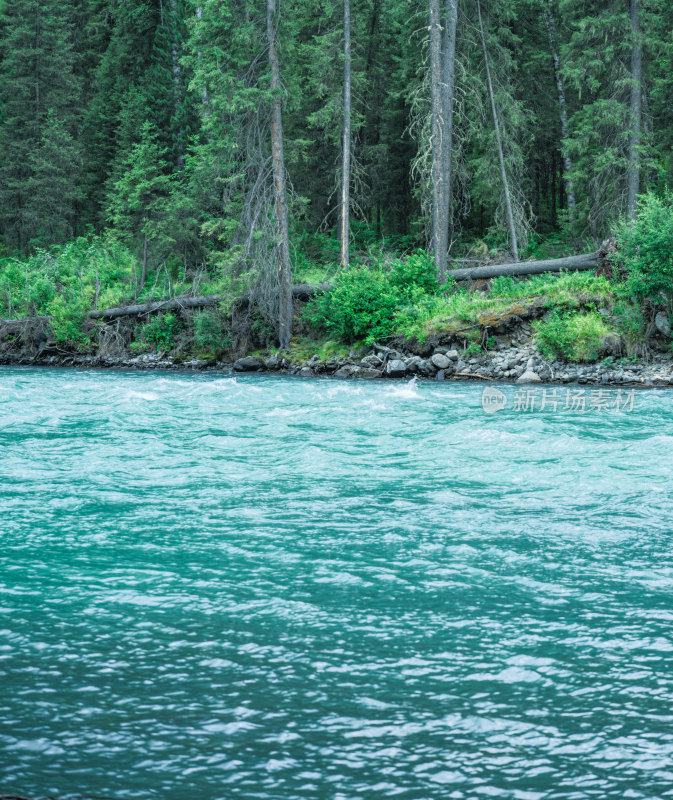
516;370;542;384
655;311;671;338
431;352;451;370
446;349;460;361
265;353;283;369
386;359;408;377
351;366;383;379
299;366;313;377
418;359;436;377
334;366;353;378
405;355;423;371
361;354;382;368
436;370;446;381
234;356;264;372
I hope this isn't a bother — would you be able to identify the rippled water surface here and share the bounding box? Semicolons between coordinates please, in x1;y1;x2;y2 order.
1;367;673;800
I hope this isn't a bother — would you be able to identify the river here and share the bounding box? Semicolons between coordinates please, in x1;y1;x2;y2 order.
1;367;672;799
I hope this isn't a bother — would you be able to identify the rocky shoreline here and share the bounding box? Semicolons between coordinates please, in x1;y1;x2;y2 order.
5;333;673;387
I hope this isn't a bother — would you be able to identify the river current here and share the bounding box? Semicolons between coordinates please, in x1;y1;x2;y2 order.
1;367;672;799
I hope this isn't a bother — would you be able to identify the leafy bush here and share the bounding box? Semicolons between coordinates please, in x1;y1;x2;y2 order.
138;313;179;351
610;297;646;353
534;310;613;362
615;192;673;300
193;309;232;352
388;251;438;295
304;266;401;344
47;295;91;350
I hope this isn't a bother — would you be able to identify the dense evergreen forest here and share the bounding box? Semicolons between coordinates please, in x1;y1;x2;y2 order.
0;0;672;352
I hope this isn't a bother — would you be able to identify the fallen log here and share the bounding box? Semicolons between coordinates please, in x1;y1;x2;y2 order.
90;284;332;320
447;250;599;281
1;284;333;332
89;294;221;320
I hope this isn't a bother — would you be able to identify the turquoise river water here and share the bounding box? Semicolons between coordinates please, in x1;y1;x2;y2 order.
1;367;672;800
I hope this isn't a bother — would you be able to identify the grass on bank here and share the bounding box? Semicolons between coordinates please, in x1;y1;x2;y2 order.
2;192;673;364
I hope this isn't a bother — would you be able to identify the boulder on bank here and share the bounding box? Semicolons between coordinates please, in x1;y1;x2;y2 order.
386;359;407;377
516;370;542;384
431;353;451;370
655;311;671;338
234;356;264;372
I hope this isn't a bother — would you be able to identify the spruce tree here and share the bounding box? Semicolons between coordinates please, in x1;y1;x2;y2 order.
0;0;82;253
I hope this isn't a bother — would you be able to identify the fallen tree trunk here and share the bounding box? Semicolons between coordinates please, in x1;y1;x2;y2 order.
1;284;333;331
89;294;221;320
447;250;599;281
90;284;331;320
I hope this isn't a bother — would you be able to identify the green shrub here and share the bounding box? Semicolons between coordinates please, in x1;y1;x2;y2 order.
193;309;232;352
304;265;401;344
388;251;438;295
138;312;179;351
615;191;673;300
611;297;646;353
250;316;276;348
46;295;90;350
534;310;612;362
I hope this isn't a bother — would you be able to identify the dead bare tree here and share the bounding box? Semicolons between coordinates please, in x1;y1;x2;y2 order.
340;0;352;269
627;0;642;220
477;0;518;261
266;0;293;349
541;0;576;220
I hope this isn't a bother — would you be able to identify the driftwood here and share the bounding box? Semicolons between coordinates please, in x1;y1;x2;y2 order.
447;250;599;281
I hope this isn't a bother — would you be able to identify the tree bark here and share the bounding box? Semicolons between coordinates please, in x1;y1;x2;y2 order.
428;0;444;280
140;232;148;295
477;0;518;261
170;0;185;170
541;0;576;220
447;251;598;281
627;0;642;220
266;0;293;349
339;0;351;270
439;0;458;280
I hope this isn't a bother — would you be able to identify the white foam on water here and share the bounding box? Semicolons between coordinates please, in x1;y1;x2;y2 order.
386;377;420;400
124;390;159;402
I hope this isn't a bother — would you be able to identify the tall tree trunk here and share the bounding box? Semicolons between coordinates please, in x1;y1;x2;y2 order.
428;0;444;280
340;0;351;270
141;232;148;294
169;0;185;170
266;0;293;350
627;0;642;220
541;0;576;220
439;0;457;279
477;0;518;261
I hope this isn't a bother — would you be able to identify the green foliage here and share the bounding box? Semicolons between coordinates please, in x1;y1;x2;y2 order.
533;310;612;362
193;309;232;353
304;266;402;344
610;297;647;354
0;235;136;320
47;294;90;350
615;192;673;301
490;271;616;305
137;313;180;352
388;251;438;295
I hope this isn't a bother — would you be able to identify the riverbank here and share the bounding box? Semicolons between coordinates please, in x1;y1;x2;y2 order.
5;331;673;387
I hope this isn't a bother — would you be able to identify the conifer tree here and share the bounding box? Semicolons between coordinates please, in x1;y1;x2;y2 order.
0;0;82;253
